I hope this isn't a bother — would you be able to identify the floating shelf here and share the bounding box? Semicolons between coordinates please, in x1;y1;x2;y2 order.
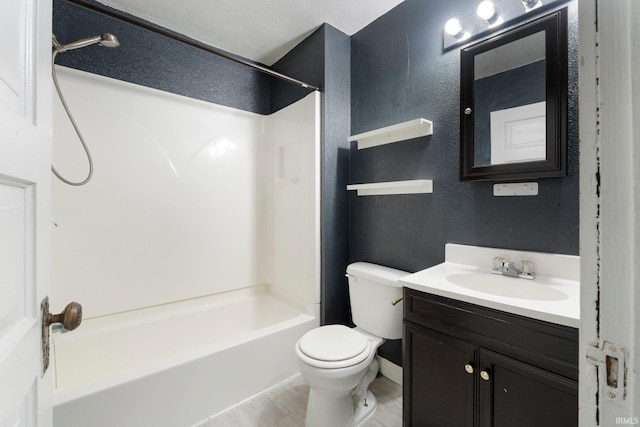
347;180;433;196
347;118;433;150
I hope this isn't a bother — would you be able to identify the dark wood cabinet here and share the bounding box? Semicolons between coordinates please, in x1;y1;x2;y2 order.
405;325;475;426
403;289;578;427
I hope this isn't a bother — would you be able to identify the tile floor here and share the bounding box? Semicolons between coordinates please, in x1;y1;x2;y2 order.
195;374;402;427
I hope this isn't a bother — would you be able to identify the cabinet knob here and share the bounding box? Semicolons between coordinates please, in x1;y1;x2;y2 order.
480;370;491;381
464;107;473;115
464;363;474;374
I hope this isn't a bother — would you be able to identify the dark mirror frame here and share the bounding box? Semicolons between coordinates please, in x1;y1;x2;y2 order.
460;8;568;181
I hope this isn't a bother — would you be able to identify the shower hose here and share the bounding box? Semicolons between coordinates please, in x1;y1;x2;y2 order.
51;50;94;186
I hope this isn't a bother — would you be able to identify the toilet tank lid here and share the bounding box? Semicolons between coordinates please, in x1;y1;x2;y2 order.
346;262;409;288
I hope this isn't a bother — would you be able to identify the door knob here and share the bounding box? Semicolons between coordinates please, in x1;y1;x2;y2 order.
41;297;83;374
480;370;491;381
45;301;83;331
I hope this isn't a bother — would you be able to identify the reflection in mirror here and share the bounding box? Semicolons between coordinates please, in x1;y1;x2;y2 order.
460;8;568;181
473;31;546;166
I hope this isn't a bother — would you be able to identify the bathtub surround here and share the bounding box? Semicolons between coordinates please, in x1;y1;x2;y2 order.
51;68;320;426
52;68;319;317
53;0;353;328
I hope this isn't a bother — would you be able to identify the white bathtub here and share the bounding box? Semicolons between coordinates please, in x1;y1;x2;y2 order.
52;286;317;427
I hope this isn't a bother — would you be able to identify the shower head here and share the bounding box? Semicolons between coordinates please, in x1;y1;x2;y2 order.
52;33;120;54
98;33;120;48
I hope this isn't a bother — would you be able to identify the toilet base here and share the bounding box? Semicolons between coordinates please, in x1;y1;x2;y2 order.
353;390;377;427
305;389;377;427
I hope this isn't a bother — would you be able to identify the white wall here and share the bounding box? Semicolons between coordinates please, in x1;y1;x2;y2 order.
51;67;319;319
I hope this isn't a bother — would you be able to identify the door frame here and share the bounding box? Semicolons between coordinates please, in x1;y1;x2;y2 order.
579;0;640;424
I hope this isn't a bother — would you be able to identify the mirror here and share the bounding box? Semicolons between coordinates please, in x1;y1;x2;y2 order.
460;8;568;181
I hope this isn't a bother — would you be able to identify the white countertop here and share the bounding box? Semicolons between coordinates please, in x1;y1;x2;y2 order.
400;244;580;328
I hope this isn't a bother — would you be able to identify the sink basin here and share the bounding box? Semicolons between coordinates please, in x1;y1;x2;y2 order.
400;244;580;327
446;273;569;301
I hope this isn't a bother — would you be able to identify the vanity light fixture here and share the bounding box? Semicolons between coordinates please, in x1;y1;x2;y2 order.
477;1;503;27
442;0;568;51
444;18;469;40
522;0;543;11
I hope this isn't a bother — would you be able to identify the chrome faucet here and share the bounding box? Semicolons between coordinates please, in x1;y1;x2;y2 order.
491;257;535;280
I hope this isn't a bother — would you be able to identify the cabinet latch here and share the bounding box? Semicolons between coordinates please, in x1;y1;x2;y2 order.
585;341;627;406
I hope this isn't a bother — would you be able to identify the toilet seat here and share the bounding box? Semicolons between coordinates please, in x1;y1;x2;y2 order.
297;325;372;369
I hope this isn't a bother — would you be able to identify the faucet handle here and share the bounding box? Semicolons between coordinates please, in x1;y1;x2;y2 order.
492;257;505;273
519;260;535;279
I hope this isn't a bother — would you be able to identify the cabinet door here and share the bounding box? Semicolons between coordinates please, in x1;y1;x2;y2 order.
477;349;578;427
404;325;475;427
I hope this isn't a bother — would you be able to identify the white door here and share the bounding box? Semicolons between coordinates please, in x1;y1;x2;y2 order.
0;0;53;426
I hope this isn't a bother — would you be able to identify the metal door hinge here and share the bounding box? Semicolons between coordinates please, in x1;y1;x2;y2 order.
586;341;627;406
41;297;51;375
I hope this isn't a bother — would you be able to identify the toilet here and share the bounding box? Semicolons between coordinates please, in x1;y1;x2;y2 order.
295;262;407;427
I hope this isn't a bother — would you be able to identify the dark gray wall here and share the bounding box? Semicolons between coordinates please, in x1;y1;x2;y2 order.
319;27;352;326
53;0;276;114
350;1;579;365
351;0;578;269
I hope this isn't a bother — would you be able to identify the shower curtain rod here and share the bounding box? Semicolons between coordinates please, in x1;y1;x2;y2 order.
62;0;320;91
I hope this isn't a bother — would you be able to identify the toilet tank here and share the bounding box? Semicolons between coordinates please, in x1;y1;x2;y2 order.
346;262;408;340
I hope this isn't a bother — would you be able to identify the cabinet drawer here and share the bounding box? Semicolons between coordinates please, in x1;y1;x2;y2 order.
404;288;578;380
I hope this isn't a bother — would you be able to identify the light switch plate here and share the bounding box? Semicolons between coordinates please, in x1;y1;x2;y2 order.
493;182;538;196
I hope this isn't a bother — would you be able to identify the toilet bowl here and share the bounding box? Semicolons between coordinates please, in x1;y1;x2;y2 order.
296;325;382;427
295;262;408;427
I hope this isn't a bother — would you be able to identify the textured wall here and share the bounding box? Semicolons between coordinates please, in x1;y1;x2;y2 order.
53;0;272;114
320;26;352;325
350;0;579;365
350;0;578;268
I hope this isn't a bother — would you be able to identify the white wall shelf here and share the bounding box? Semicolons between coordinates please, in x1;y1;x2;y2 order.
348;118;433;149
347;179;433;196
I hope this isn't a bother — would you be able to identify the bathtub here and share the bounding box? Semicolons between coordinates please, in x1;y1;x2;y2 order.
52;286;317;427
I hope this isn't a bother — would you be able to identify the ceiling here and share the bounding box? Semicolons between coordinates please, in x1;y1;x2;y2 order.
97;0;405;66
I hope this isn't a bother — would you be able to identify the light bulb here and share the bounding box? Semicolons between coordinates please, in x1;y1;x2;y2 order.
477;1;502;27
477;1;496;21
445;18;463;37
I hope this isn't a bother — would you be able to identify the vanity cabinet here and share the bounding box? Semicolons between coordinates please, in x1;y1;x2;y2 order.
403;288;578;427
